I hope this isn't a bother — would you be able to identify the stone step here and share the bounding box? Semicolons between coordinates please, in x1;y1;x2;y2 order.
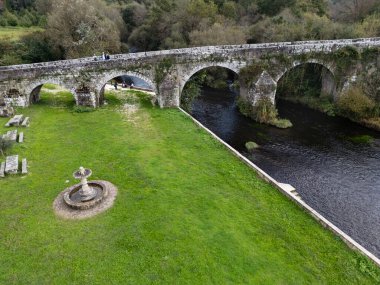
22;158;28;174
18;132;24;143
5;155;18;174
21;117;30;127
0;162;5;178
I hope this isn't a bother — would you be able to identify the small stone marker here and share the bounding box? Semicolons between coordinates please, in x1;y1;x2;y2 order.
22;158;27;174
6;130;17;142
5;115;24;127
21;117;30;127
0;162;5;178
5;155;18;174
18;132;24;143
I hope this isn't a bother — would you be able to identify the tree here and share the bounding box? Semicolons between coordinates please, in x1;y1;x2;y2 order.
190;22;246;46
355;13;380;37
46;0;123;58
330;0;378;22
257;0;296;16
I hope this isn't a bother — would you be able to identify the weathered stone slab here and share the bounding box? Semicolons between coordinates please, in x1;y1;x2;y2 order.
21;117;30;127
22;158;27;174
18;132;24;143
278;183;296;192
0;162;5;178
5;130;17;142
5;115;24;127
5;155;18;174
0;106;14;118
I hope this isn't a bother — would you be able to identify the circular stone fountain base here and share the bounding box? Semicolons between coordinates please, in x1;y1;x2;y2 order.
53;180;117;220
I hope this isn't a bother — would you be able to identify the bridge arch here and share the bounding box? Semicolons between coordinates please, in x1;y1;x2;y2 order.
95;70;156;105
28;80;75;105
179;63;240;96
274;60;337;102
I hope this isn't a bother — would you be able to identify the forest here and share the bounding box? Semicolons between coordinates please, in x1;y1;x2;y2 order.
0;0;379;64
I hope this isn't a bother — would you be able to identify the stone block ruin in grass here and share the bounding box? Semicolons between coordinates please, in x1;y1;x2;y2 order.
1;129;25;143
0;115;29;178
0;155;28;178
5;114;30;127
0;96;14;118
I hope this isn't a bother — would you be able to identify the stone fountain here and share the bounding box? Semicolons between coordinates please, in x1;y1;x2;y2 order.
53;167;117;219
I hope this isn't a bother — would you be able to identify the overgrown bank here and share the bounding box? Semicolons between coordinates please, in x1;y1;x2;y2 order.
0;89;379;283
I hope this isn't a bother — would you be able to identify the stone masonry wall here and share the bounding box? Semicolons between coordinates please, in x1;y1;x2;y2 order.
0;37;379;108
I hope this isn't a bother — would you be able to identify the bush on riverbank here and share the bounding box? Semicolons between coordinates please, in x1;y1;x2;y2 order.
238;97;293;129
337;87;377;120
346;135;374;144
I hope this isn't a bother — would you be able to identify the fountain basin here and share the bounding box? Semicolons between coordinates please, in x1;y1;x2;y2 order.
53;180;117;220
63;181;108;210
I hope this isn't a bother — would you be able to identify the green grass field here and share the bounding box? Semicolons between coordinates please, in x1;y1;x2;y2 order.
0;26;43;41
0;89;379;284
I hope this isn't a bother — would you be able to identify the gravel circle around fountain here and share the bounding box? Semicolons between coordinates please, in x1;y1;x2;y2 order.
53;180;118;220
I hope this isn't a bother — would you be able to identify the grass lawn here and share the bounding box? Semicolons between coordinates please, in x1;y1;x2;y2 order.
0;89;379;284
0;26;43;41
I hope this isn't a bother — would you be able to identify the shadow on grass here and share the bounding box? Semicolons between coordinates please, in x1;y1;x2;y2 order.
36;90;76;109
103;90;154;109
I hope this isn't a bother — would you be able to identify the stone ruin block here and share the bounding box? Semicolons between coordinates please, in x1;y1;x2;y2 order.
5;155;18;174
18;132;24;143
0;162;5;178
21;117;30;127
22;158;27;174
0;106;14;118
5;115;24;127
3;130;18;142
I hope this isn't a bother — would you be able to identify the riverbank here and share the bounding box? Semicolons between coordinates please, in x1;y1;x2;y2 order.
279;95;380;132
0;90;379;283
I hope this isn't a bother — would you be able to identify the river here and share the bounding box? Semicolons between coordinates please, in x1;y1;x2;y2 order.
190;86;380;258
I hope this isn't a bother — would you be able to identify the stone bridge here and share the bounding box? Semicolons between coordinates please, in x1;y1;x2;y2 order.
0;37;379;108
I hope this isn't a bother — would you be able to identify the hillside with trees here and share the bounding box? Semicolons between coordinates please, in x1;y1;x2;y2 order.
0;0;379;64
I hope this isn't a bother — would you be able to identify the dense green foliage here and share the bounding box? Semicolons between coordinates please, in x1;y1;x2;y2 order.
0;0;379;65
0;89;379;283
180;72;206;112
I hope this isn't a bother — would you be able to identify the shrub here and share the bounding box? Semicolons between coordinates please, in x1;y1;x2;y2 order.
271;118;293;128
0;137;14;157
2;10;19;26
346;135;374;144
181;72;206;112
253;97;278;124
238;97;293;129
337;87;377;120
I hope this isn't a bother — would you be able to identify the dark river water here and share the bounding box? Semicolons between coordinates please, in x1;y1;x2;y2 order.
190;87;380;258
